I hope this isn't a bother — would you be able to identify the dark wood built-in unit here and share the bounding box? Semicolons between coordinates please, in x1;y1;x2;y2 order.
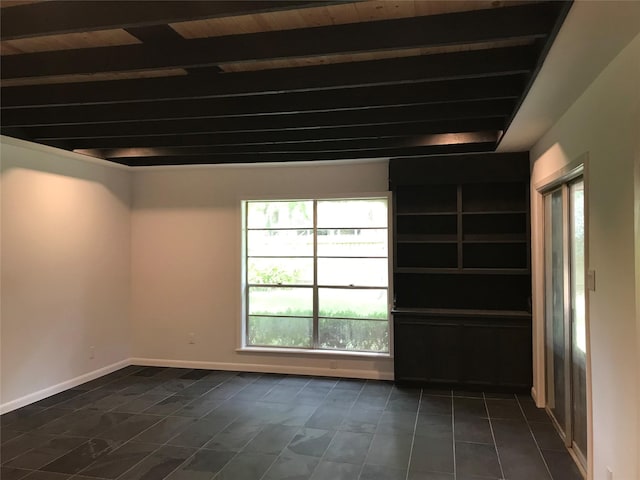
390;152;532;391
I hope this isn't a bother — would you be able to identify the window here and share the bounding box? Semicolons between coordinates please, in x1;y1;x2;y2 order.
243;197;390;353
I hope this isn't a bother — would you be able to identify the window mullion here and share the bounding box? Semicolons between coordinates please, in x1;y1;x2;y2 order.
312;200;319;349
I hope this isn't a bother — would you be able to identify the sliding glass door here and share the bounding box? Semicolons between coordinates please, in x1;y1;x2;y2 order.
544;177;587;469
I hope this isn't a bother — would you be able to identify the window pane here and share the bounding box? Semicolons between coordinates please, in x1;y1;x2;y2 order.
318;258;388;287
317;229;387;257
248;316;312;348
319;318;389;352
317;199;387;228
248;230;313;257
247;201;313;229
318;288;388;319
248;258;313;285
249;287;313;316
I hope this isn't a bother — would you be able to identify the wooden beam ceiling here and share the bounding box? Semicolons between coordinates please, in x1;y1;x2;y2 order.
0;0;573;166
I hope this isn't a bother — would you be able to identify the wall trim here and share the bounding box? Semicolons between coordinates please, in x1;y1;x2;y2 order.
130;357;394;381
0;358;130;414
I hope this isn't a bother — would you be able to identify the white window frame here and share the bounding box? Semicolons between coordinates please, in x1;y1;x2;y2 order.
239;192;392;357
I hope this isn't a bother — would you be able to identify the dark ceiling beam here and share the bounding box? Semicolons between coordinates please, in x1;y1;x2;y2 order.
81;131;499;159
0;46;535;108
1;0;343;40
0;75;525;127
113;142;497;166
25;100;515;140
1;3;562;79
63;118;505;151
53;118;505;151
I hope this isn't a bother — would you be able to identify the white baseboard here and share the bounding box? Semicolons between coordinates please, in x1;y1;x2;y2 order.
130;357;394;381
0;358;130;414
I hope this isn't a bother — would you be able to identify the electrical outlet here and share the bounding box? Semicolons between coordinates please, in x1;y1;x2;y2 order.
188;333;195;345
89;346;95;359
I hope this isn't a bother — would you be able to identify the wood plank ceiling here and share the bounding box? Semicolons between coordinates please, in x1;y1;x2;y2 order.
0;0;572;166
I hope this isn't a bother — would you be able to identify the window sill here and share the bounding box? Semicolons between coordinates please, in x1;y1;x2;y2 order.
236;346;391;359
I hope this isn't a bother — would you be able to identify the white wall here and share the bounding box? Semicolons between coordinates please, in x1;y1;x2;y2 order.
530;34;640;480
130;160;394;379
0;137;132;410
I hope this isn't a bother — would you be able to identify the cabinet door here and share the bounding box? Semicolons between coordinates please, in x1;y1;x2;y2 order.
394;318;459;384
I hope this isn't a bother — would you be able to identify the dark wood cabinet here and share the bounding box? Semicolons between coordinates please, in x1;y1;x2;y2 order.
390;153;532;392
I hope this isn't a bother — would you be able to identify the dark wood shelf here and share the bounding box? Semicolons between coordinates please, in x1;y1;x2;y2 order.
392;307;532;319
461;210;527;215
390;153;532;391
396;211;457;216
395;267;529;275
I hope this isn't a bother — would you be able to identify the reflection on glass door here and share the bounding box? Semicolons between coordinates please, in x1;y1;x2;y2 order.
544;177;587;471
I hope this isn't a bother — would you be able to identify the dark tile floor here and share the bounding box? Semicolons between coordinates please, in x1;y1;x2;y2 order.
0;366;584;480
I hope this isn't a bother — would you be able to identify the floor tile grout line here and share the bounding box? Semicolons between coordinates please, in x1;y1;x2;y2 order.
452;391;457;480
483;392;506;480
402;387;423;480
515;394;555;480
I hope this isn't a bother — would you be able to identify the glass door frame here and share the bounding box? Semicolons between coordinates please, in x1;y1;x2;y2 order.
538;163;589;476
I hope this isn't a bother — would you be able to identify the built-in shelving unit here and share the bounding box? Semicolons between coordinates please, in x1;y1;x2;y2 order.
390;153;532;391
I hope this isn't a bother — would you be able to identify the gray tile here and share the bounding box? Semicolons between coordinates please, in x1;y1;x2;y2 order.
112;393;171;414
409;435;454;474
366;433;412;469
117;445;196;480
485;399;524;420
40;438;119;475
407;472;454;480
541;449;583;480
321;390;359;407
529;422;566;451
0;466;32;480
333;379;365;391
21;472;71;480
339;408;381;434
309;460;361;480
214;452;277;480
497;443;552;480
204;420;263;452
491;418;535;448
359;464;406;480
354;393;389;410
454;442;501;478
285;428;334;458
174;398;222;418
4;436;86;470
132;416;195;444
263;452;319;480
419;396;451;416
276;405;318;427
76;442;158;479
304;407;345;430
414;414;452;439
143;395;192;416
167;417;232;448
7;409;74;432
1;430;25;445
97;414;163;442
376;411;416;436
41;411;131;437
165;449;235;480
323;431;372;465
453;398;487;420
243;424;299;455
262;387;304;404
2;434;57;464
31;390;85;409
453;417;493;444
453;391;483;399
